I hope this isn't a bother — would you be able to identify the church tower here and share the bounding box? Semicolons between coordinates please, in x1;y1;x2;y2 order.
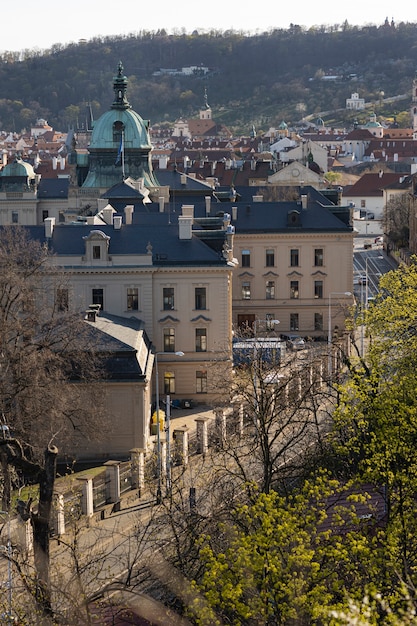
199;88;212;120
80;62;160;192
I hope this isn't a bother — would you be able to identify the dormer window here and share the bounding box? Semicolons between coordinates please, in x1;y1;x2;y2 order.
83;230;111;264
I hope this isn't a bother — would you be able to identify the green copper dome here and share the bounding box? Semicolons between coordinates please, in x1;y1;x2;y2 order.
1;157;35;179
89;108;151;150
89;62;150;150
82;61;159;189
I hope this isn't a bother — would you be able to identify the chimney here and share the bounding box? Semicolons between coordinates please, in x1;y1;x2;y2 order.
179;216;193;239
158;156;168;169
113;215;122;230
124;205;133;225
180;174;187;185
102;206;113;225
232;206;238;220
44;217;55;238
205;196;211;216
301;194;307;209
379;170;383;178
52;156;57;170
179;205;194;239
181;204;194;219
159;197;165;213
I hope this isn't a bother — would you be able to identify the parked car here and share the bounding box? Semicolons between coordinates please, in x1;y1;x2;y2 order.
374;236;383;245
284;334;305;351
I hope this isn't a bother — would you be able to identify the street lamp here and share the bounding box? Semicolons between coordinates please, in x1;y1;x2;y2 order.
328;292;352;383
0;511;12;623
154;350;184;504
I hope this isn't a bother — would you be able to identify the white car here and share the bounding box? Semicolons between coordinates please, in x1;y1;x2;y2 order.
285;335;305;351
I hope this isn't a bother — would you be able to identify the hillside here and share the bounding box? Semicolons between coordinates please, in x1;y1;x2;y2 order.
1;21;417;134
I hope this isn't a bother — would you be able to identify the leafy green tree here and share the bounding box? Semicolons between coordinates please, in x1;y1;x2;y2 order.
333;260;417;605
190;476;382;625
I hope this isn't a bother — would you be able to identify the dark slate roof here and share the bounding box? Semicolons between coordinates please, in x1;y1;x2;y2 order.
24;222;229;266
223;188;352;234
37;177;70;199
103;181;145;200
83;313;152;380
155;168;214;193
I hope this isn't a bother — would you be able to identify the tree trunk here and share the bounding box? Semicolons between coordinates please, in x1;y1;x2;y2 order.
0;448;11;511
31;445;58;618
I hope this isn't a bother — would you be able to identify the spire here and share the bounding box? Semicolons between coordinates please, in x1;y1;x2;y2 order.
112;61;130;110
203;87;210;110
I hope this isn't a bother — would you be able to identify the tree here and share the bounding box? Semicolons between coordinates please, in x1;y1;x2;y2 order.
0;226;104;619
191;476;382;625
382;192;411;247
331;260;417;607
208;334;332;498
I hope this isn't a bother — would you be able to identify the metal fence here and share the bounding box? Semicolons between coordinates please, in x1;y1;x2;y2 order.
92;471;107;509
119;461;132;495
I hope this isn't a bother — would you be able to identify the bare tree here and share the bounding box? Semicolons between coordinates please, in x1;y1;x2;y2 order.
382;192;411;247
0;226;105;619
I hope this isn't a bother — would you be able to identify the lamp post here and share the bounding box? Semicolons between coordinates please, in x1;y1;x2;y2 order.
0;511;12;623
154;350;184;504
328;292;351;384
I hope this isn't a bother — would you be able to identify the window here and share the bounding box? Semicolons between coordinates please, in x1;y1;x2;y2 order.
314;313;323;331
195;287;207;310
241;249;251;267
242;281;251;300
265;249;275;267
290;280;299;299
127;287;138;311
266;280;275;300
164;372;175;394
196;328;207;352
314;280;323;299
59;211;65;223
361;199;366;208
42;210;49;221
93;245;101;260
163;287;175;310
196;370;207;393
56;288;69;312
12;212;18;224
92;288;104;309
290;249;299;267
314;248;324;266
163;328;175;352
290;313;299;331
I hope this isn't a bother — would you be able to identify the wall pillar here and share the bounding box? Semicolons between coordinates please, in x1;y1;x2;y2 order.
77;477;94;517
173;426;189;466
130;448;146;495
195;417;210;456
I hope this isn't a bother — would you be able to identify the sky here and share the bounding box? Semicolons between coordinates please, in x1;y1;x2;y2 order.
1;2;417;53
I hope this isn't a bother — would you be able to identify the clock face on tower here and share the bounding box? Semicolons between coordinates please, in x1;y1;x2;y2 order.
292;167;300;177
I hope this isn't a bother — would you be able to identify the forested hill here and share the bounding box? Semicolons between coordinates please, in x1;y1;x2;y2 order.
1;21;417;134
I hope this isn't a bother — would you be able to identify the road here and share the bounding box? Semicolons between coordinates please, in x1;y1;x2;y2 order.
353;241;398;305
